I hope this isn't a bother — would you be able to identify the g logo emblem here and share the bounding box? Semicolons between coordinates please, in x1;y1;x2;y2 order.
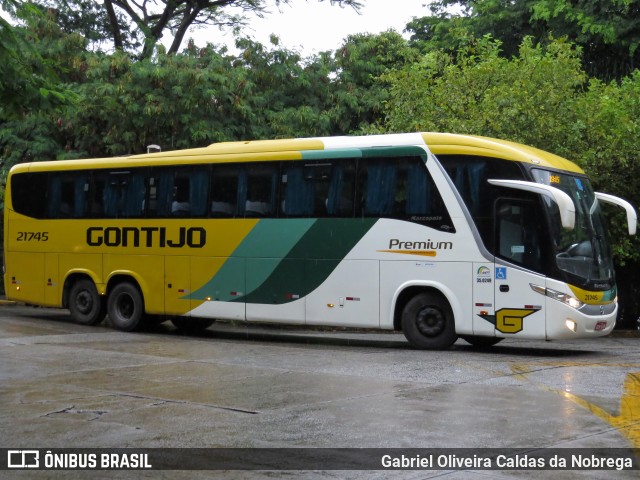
495;308;538;334
478;308;539;334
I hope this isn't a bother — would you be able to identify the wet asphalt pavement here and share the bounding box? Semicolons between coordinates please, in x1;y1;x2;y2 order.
1;304;639;479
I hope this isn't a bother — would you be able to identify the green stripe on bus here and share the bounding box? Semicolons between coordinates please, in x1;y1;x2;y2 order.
189;219;316;301
242;218;378;304
301;149;362;160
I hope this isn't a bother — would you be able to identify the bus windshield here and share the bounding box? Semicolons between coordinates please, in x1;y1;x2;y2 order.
532;169;614;287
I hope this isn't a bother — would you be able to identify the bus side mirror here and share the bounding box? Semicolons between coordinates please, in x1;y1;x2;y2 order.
488;179;576;230
595;192;637;235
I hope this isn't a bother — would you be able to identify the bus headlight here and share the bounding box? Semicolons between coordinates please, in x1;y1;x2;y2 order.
530;284;585;310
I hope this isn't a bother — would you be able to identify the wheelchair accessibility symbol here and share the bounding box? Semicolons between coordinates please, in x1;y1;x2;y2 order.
495;267;507;280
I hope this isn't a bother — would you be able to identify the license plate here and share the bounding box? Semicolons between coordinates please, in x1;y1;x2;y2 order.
595;321;607;331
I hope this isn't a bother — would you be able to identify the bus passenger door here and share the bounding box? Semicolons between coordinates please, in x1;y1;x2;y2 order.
492;198;547;339
165;255;191;316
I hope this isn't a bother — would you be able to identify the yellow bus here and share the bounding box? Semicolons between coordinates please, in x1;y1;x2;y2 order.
3;133;637;349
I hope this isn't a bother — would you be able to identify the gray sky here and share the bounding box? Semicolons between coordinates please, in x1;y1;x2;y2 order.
187;0;434;55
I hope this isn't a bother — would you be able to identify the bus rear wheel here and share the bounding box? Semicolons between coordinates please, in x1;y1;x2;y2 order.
171;317;215;332
69;279;105;325
401;292;457;350
108;282;144;332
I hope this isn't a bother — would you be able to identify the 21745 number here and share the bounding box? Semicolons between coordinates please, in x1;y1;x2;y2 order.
16;231;49;242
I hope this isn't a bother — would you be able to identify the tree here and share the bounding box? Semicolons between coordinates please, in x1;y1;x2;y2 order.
6;0;363;59
0;2;76;120
531;0;640;79
406;0;640;79
331;31;420;134
407;0;544;59
382;36;586;151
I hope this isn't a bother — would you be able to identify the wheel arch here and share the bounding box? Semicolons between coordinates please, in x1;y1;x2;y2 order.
392;282;460;332
106;273;145;303
62;270;104;309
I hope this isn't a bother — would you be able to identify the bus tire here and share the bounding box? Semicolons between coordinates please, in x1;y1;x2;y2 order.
461;335;503;348
69;279;105;325
107;282;144;332
401;292;457;350
171;317;215;332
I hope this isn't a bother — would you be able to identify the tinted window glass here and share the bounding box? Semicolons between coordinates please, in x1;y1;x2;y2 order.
45;172;90;219
439;155;525;250
357;156;454;232
280;160;356;217
210;165;242;217
91;170;146;218
10;172;48;218
496;197;543;272
245;164;279;217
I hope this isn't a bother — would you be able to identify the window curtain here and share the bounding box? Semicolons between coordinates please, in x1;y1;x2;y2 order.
236;170;248;215
365;163;396;215
454;163;485;214
284;166;313;216
73;175;88;218
406;162;429;215
156;172;174;217
46;176;61;218
189;169;209;216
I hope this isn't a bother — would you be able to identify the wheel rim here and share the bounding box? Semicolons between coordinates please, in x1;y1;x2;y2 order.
415;306;445;337
116;293;135;320
75;290;94;315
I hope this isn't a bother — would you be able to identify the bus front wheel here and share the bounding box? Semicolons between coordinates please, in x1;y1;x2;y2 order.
401;292;457;350
107;282;144;332
69;279;105;325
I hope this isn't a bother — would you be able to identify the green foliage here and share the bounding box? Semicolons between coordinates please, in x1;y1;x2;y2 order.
0;4;78;121
61;48;243;156
382;36;585;147
331;31;421;133
407;0;543;59
408;0;640;80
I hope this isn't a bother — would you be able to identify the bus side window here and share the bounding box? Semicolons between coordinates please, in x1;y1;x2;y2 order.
280;160;355;217
89;177;106;217
46;173;89;219
326;161;355;216
10;172;47;218
171;176;191;216
359;159;397;216
281;164;313;216
245;164;278;217
93;170;146;218
211;165;240;217
281;162;337;217
172;167;209;217
124;173;146;217
147;169;174;217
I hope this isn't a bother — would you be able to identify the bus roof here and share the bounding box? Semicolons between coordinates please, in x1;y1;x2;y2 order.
10;132;584;174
